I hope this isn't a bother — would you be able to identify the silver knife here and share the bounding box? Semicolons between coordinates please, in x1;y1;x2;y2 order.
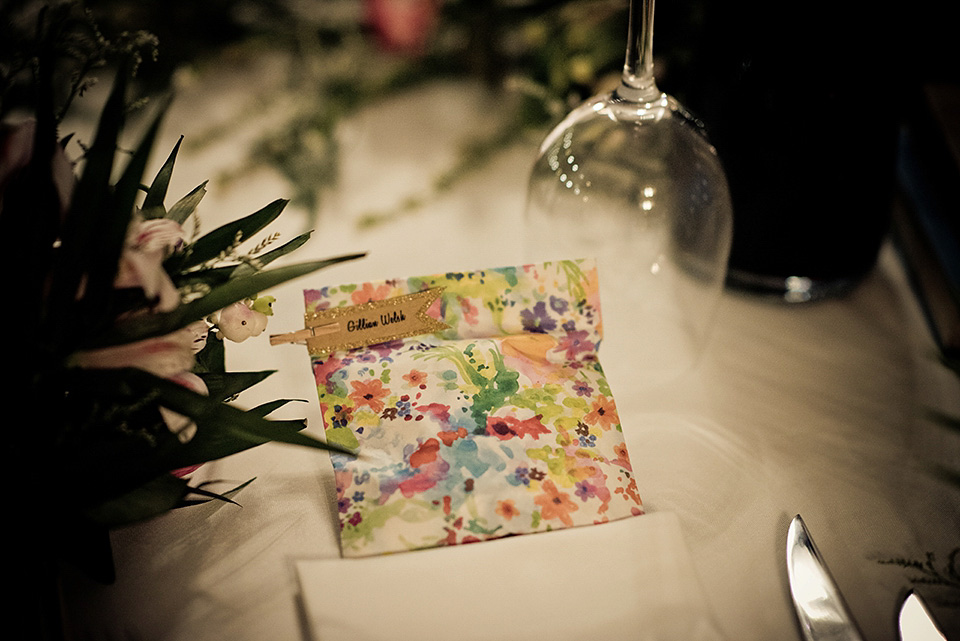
899;590;946;641
786;514;865;641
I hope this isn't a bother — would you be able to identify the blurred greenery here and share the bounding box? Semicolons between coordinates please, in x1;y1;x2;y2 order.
63;0;716;225
9;0;954;227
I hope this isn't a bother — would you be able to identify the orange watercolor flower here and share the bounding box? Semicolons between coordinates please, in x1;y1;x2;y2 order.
403;369;428;386
348;378;390;413
351;282;392;305
437;427;468;446
496;499;519;521
409;438;440;468
613;442;633;471
615;476;643;506
614;442;629;460
534;480;578;527
584;394;619;430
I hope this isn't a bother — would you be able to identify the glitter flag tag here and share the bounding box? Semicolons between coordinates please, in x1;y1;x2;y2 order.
270;287;449;359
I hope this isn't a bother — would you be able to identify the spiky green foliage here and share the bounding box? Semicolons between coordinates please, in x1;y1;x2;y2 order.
3;2;362;584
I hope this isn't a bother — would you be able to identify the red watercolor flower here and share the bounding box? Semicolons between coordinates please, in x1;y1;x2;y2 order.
419;402;451;424
485;415;550;440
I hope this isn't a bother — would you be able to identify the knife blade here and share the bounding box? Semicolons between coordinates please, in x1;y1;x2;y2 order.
786;514;865;641
899;590;946;641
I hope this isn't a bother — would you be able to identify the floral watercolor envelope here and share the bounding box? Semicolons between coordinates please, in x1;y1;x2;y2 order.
303;259;644;557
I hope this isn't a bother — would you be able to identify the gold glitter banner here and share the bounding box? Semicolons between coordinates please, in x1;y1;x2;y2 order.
270;287;449;359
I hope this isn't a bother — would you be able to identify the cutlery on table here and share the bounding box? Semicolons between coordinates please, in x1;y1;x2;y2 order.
898;590;947;641
786;514;865;641
786;514;948;641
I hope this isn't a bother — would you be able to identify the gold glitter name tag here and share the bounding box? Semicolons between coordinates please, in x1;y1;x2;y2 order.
270;287;449;359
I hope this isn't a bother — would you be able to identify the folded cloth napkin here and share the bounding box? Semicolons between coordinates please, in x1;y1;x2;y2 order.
295;510;726;641
304;260;644;557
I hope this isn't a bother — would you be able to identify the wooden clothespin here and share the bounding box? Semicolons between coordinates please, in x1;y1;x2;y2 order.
269;321;340;346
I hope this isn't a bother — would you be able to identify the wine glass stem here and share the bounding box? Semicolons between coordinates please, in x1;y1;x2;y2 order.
620;0;660;101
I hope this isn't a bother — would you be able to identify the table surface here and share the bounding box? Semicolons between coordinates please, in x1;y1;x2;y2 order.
59;60;960;641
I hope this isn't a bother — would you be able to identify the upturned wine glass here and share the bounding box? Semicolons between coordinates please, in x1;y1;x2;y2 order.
523;0;733;386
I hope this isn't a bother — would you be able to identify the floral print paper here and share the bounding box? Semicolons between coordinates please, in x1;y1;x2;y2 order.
304;260;643;557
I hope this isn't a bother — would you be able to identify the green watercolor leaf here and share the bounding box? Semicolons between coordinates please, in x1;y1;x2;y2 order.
326;426;360;450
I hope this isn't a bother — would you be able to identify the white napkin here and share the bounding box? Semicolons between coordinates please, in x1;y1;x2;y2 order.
295;511;726;641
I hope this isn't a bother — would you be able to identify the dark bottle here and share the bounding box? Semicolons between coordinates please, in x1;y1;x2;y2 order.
675;1;900;301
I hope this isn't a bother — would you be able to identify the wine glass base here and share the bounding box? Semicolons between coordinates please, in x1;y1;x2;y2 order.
725;268;865;303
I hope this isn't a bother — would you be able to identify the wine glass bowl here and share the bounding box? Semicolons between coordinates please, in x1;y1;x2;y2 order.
523;0;732;385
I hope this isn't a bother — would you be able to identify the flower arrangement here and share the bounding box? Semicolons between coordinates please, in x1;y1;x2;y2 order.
2;1;360;584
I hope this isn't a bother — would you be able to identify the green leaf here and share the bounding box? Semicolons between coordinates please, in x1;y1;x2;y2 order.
166;198;289;273
166;425;273;469
248;399;305;418
89;252;365;347
58;368;350;495
108;371;354;472
141;135;183;217
171;264;234;292
84;94;172;312
197;370;276;402
48;63;130;331
230;231;314;277
194;332;226;373
84;473;190;528
180;255;364;323
177;478;255;507
53;369;187;503
170;231;314;289
259;418;309;431
167;181;208;225
181;482;242;506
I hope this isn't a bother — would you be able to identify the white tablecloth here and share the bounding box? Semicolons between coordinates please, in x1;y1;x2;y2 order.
60;68;960;641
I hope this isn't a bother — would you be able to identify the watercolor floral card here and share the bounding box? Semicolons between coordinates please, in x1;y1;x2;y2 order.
303;259;644;557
